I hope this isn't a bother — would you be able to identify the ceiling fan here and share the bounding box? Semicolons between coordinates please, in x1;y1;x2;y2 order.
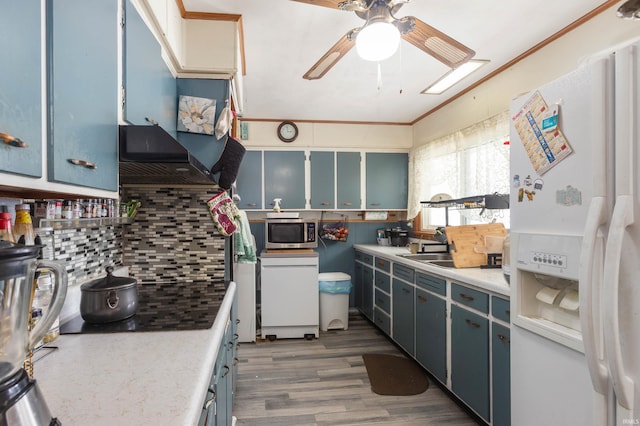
294;0;476;80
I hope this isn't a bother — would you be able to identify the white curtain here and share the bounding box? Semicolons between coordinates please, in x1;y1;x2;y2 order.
408;111;511;220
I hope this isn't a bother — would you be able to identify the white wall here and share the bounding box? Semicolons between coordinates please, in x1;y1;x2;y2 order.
239;120;412;150
413;3;640;146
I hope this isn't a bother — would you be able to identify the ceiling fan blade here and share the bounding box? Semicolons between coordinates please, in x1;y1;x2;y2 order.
303;31;355;80
402;17;475;68
291;0;343;9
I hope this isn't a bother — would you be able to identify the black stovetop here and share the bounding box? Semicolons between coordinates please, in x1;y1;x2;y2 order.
61;280;225;334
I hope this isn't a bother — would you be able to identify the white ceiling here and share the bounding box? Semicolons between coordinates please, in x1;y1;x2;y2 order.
182;0;613;123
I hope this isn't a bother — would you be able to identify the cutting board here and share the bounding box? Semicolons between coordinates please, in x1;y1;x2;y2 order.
445;224;507;268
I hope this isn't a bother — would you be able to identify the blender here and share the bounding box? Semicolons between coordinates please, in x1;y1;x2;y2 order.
0;241;67;425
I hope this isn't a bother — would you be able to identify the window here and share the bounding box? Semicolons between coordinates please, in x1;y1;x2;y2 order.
409;111;511;231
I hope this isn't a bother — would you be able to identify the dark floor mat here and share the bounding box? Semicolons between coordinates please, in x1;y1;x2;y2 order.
362;353;429;396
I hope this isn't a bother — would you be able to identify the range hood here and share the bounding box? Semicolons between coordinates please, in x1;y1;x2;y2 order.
119;125;217;185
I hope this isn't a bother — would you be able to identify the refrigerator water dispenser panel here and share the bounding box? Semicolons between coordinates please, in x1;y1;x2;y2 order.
513;233;585;352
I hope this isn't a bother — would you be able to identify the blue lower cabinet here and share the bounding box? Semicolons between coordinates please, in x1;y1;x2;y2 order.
392;279;415;355
362;265;374;320
451;305;490;422
415;288;447;383
492;323;511;426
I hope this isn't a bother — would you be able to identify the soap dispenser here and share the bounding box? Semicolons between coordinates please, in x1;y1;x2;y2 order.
273;198;282;213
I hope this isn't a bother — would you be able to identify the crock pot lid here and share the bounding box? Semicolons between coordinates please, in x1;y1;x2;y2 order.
81;267;136;291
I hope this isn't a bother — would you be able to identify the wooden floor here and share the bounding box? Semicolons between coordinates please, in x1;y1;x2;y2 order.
232;312;482;426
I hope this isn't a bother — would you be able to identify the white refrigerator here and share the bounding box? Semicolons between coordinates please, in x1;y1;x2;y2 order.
509;38;640;426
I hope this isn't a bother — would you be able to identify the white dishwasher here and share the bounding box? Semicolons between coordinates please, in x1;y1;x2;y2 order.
259;251;319;340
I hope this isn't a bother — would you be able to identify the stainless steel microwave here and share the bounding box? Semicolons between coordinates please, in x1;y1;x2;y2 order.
265;218;317;249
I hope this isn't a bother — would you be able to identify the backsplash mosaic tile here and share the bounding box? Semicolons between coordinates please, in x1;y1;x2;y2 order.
39;226;124;286
121;186;226;288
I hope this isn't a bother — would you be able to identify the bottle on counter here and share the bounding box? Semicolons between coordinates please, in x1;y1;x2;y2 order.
0;210;16;242
14;203;35;245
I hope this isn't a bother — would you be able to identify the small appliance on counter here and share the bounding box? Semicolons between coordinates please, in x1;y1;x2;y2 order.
0;241;68;426
386;228;409;246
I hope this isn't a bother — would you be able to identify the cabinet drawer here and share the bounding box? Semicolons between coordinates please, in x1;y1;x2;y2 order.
451;283;489;313
416;272;446;296
374;271;390;293
492;296;510;323
355;251;373;265
374;289;390;314
393;263;415;283
373;307;391;335
375;257;391;272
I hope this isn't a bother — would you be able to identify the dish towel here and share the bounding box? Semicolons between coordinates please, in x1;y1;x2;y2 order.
234;210;256;263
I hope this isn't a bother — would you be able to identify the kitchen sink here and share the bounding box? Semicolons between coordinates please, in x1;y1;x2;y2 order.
426;260;456;268
398;253;453;261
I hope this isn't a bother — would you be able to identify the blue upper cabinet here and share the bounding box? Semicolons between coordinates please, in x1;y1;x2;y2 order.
337;152;361;209
264;151;306;210
176;78;229;168
124;0;177;135
47;0;118;191
0;2;42;177
365;152;408;209
310;151;335;209
235;150;263;210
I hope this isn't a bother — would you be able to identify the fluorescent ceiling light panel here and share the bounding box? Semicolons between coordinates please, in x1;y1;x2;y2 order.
421;60;489;95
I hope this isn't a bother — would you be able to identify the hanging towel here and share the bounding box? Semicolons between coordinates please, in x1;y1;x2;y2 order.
234;210;257;263
215;103;234;139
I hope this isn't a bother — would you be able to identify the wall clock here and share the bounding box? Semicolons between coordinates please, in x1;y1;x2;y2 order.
277;121;298;143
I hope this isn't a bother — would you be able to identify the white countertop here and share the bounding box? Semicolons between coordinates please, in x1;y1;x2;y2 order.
354;244;510;297
33;282;236;426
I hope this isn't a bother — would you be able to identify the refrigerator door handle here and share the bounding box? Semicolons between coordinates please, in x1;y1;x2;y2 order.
579;196;609;396
603;194;635;410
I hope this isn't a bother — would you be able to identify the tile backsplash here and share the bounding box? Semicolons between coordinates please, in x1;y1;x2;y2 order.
120;186;226;286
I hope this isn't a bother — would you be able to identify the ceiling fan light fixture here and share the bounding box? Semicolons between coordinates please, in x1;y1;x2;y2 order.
356;22;401;62
421;59;489;95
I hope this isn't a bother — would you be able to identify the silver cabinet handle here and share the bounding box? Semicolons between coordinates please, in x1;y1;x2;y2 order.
0;132;27;148
498;334;511;344
321;201;330;206
369;202;381;206
68;158;97;169
465;319;480;328
145;116;159;125
460;293;474;302
342;202;352;206
247;203;257;207
417;295;428;303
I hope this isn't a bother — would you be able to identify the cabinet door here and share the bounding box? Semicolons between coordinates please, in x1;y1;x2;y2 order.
235;150;262;209
362;265;374;321
365;152;408;209
415;288;447;383
264;151;306;210
337;152;361;209
492;323;511;426
392;279;415;355
0;1;42;177
310;151;334;209
124;0;177;134
354;261;363;311
451;305;490;421
47;0;118;190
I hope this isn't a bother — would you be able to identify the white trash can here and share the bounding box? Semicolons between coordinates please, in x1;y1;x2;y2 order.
318;272;352;331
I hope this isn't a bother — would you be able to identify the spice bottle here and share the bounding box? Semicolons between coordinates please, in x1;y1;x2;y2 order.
0;211;16;242
14;204;35;245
